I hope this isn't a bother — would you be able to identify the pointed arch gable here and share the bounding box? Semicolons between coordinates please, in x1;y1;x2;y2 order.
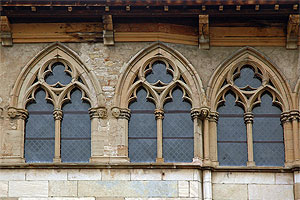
10;42;104;109
114;42;206;109
207;46;292;112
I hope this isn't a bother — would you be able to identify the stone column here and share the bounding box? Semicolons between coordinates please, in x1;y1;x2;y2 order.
289;110;299;162
281;112;294;165
89;106;107;163
155;109;164;163
244;112;255;166
209;111;219;166
53;109;62;163
191;108;203;163
201;107;210;165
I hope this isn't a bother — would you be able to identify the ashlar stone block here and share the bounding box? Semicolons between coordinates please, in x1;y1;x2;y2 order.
68;169;102;180
0;181;8;197
8;181;48;197
26;169;67;180
49;181;77;197
212;172;275;184
213;184;247;200
78;181;178;197
248;185;294;200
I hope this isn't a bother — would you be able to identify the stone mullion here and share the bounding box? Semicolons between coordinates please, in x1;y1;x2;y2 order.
209;111;219;166
53;109;62;163
191;108;203;162
244;112;255;166
155;109;164;163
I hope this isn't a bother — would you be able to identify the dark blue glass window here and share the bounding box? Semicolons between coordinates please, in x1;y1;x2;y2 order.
217;92;247;166
129;88;156;162
61;89;91;163
252;92;284;166
25;89;55;163
234;66;261;89
163;88;193;162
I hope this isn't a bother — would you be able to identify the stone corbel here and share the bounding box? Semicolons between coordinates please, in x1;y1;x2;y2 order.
89;107;107;119
111;107;131;120
199;15;209;50
209;111;219;123
288;110;300;121
0;16;13;47
7;107;28;120
103;15;114;46
281;111;291;123
286;14;300;50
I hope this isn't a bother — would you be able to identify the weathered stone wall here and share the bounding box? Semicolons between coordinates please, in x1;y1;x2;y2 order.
0;42;299;199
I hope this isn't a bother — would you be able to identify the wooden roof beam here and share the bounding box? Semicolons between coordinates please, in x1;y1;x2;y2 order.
286;14;300;50
0;16;12;47
103;15;114;46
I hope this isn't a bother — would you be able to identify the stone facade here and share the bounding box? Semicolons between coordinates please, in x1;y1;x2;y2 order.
0;42;299;199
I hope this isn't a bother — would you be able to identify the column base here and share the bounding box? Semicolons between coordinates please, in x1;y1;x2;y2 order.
53;158;61;163
247;161;256;167
156;158;164;163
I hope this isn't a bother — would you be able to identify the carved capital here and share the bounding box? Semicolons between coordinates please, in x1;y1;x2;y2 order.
53;109;63;120
281;112;290;123
154;109;164;120
111;107;121;118
119;108;131;120
244;112;253;124
209;111;219;122
200;107;210;120
89;107;107;119
7;107;28;120
191;108;201;119
289;110;299;121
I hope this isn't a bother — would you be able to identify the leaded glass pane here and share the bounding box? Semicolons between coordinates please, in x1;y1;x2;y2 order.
145;61;173;84
45;62;72;85
253;143;285;166
217;92;247;166
252;93;284;166
163;88;193;162
129;88;156;162
61;89;91;163
234;66;261;89
25;89;55;163
217;143;248;166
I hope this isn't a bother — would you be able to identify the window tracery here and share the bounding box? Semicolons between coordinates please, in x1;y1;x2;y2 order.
113;43;206;163
24;61;92;163
7;43;106;164
210;51;289;166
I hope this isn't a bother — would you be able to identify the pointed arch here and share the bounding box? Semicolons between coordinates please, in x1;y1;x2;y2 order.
10;42;104;109
114;42;206;109
207;46;292;112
